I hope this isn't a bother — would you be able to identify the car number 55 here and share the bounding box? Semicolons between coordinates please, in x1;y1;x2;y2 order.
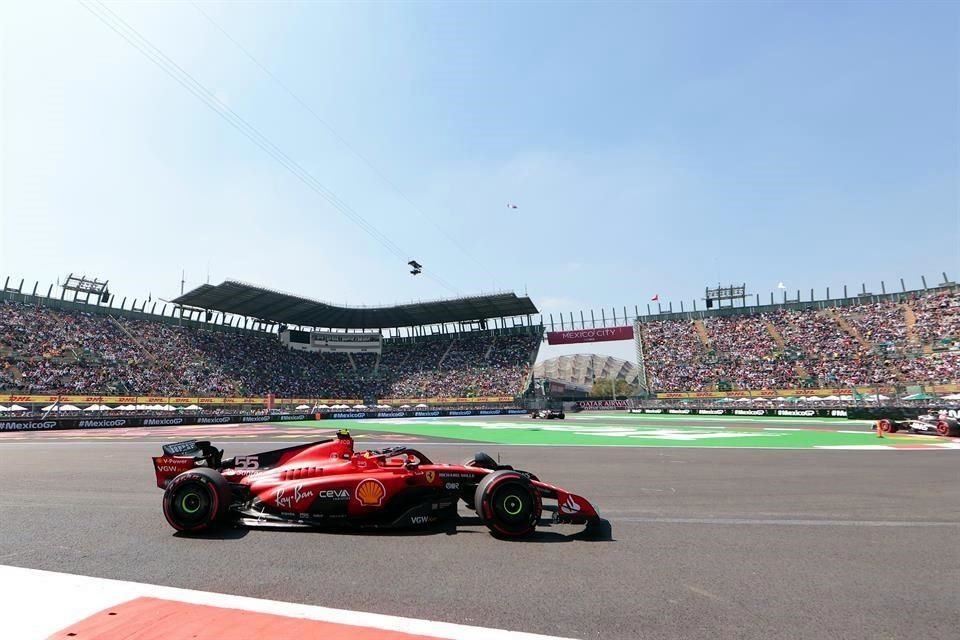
235;456;260;469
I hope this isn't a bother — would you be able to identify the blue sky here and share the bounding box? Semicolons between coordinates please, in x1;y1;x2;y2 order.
1;0;957;363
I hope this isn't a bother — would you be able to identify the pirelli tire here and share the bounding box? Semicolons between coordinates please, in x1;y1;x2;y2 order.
162;467;231;533
474;470;542;539
936;419;960;437
877;419;898;434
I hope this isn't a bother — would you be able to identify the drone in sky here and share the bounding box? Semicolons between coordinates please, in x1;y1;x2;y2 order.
408;260;422;276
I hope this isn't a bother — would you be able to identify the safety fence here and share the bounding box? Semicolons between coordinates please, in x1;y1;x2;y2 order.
628;408;852;418
0;408;530;432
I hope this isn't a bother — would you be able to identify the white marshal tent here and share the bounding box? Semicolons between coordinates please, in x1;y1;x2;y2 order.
42;404;81;412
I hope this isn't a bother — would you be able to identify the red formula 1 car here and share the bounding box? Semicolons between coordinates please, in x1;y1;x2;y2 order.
152;429;603;539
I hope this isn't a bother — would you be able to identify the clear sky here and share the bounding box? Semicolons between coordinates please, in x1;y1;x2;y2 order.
1;1;957;364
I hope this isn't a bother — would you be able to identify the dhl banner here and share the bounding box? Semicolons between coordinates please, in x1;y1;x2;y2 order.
652;385;960;400
380;397;514;405
0;394;515;406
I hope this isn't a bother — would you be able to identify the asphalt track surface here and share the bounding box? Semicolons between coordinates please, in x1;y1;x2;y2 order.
1;416;958;639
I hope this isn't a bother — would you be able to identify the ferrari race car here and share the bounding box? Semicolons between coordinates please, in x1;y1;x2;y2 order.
152;429;602;539
530;408;565;419
875;413;960;437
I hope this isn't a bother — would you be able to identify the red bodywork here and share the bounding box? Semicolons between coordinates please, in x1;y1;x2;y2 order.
152;431;600;530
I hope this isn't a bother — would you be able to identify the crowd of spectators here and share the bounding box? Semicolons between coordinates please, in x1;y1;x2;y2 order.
382;333;537;398
639;291;960;391
4;289;959;397
836;302;907;349
639;320;710;391
0;301;539;398
913;291;960;346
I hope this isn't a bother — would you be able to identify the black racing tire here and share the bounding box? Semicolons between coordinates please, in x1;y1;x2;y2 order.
878;419;897;434
936;420;959;437
162;467;231;533
474;470;541;539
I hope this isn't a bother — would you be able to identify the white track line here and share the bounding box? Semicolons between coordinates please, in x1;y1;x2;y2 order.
0;565;577;640
608;516;960;527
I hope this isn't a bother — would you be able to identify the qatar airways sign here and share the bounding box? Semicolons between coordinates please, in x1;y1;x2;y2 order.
546;326;634;345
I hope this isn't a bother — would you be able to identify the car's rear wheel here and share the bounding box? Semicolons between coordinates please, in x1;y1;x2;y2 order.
162;467;231;533
474;470;541;539
878;419;897;434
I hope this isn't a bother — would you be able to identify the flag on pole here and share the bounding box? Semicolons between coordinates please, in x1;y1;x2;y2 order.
651;294;659;301
777;282;786;289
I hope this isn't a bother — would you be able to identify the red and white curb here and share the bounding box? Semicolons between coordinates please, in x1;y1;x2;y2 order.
815;441;960;450
0;565;577;640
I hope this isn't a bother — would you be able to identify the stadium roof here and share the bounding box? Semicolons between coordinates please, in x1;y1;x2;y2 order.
534;354;640;388
172;281;539;329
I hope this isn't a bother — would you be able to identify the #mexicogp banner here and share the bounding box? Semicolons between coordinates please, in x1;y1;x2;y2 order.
546;326;634;345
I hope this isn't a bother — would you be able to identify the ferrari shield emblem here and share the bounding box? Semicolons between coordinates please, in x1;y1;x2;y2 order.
425;470;436;483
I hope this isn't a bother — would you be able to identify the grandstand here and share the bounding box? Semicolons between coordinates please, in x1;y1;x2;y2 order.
0;279;542;403
2;274;960;405
636;287;960;395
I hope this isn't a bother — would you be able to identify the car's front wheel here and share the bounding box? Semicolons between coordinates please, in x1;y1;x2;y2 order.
936;420;959;437
162;467;231;533
474;470;541;539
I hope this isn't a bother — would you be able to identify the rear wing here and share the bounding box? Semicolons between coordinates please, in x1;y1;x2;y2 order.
162;439;201;456
152;440;223;489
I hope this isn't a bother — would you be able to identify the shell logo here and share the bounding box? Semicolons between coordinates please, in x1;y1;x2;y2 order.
356;479;386;507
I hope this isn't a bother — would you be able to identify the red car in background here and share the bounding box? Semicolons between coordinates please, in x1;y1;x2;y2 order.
153;429;604;539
